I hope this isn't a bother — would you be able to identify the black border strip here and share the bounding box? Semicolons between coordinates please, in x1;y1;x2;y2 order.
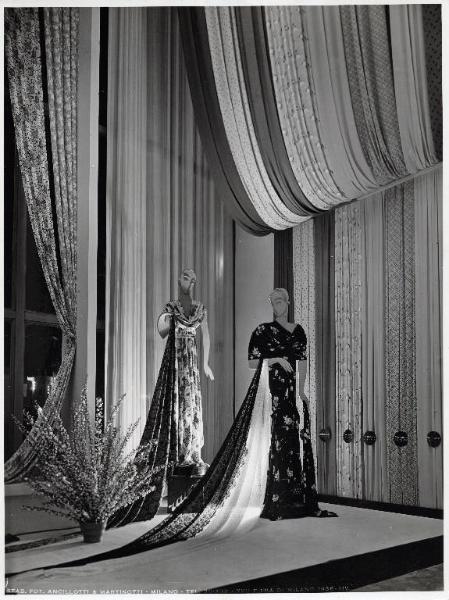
204;535;443;593
318;494;443;520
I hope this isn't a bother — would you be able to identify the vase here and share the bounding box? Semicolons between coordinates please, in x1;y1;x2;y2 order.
79;521;105;543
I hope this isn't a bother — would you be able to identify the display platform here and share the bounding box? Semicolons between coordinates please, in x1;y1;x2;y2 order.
5;502;443;594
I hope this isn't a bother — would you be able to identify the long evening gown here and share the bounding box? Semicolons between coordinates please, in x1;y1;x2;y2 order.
163;300;206;467
248;321;319;519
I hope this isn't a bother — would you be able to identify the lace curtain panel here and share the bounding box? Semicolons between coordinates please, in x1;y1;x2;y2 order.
4;8;79;482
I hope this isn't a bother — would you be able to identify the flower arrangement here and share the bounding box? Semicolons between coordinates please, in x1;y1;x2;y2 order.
17;387;163;542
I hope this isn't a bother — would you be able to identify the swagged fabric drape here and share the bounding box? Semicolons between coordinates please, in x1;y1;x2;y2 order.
105;8;234;468
178;5;441;233
4;8;79;482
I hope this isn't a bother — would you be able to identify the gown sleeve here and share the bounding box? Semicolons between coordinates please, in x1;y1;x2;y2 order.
293;324;307;360
248;324;265;360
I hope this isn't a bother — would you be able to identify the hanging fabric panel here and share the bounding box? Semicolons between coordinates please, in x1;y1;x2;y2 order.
421;5;442;160
334;204;363;499
313;212;337;496
177;8;270;235
292;219;317;478
361;196;388;502
301;6;377;201
204;7;307;230
235;7;320;217
4;8;79;482
106;8;235;463
105;8;148;452
414;168;442;509
340;5;407;184
265;7;342;210
390;5;437;172
273;229;294;322
384;182;418;506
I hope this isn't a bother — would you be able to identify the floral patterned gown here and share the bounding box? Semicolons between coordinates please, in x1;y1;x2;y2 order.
248;321;319;520
162;300;206;466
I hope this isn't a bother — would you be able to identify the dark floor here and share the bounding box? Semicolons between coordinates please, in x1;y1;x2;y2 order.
355;563;444;591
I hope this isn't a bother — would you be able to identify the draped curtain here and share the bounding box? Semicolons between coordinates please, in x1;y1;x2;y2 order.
292;220;317;479
414;169;442;509
105;8;234;462
178;5;440;234
334;204;363;499
295;165;442;508
273;229;294;322
5;8;79;482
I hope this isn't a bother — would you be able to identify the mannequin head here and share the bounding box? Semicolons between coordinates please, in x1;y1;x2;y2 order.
178;268;197;297
269;288;289;319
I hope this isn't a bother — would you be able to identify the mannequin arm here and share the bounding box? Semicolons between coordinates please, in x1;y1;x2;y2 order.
296;359;308;406
157;313;172;339
201;318;214;380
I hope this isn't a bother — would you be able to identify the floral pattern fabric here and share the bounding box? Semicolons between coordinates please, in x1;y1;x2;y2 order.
4;8;79;482
162;300;206;465
248;321;319;519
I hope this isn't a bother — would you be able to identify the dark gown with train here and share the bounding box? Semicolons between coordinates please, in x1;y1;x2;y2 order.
248;321;319;520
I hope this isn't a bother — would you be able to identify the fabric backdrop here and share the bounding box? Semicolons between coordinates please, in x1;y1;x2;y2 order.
178;5;441;233
293;165;442;508
4;8;79;482
105;8;234;462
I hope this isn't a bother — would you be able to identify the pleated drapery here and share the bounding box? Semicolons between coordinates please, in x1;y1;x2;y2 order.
273;229;294;322
292;220;317;478
360;197;388;502
340;5;407;183
334;205;363;499
105;8;234;462
205;7;307;230
313;213;337;497
178;6;440;233
384;183;418;506
265;7;343;210
390;5;437;173
105;9;148;453
414;169;442;509
294;163;442;508
177;8;269;236
5;8;79;482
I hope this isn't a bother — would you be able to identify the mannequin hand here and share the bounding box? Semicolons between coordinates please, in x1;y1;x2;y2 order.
204;364;214;381
300;394;309;410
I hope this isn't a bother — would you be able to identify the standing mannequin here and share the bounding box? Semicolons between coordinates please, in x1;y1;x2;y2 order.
158;269;214;477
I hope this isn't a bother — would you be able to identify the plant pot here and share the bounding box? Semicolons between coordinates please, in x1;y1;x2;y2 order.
79;521;105;543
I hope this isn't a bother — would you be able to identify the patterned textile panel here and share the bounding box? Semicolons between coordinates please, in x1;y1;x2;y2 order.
292;220;317;480
334;204;363;499
384;183;418;506
421;5;442;160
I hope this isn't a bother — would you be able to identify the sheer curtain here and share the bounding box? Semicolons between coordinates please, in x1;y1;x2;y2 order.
105;8;234;461
5;8;79;482
414;168;442;509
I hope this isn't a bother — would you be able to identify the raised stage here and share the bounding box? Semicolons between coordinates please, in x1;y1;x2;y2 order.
5;502;443;594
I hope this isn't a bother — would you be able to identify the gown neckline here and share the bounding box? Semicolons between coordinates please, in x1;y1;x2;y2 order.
175;299;199;319
272;320;298;335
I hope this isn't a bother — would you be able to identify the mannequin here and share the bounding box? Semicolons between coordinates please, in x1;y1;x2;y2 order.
158;269;214;477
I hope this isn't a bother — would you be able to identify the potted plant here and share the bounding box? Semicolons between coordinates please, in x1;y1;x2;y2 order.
16;387;163;543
